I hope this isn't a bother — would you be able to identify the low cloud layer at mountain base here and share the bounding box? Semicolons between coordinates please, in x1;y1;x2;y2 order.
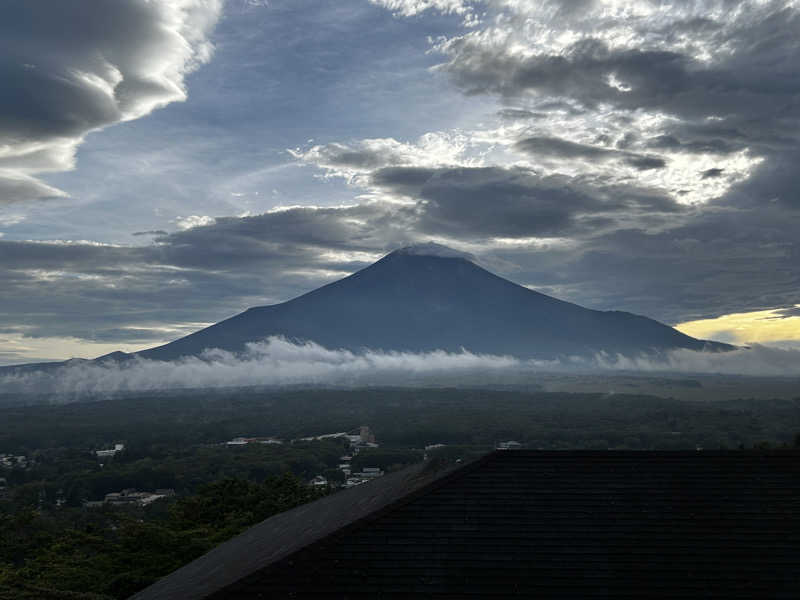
1;337;797;397
592;345;800;378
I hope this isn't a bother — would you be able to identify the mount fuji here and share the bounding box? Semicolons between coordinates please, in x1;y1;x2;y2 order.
129;243;730;362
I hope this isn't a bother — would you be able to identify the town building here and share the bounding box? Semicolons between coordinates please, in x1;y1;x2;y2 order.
296;432;350;442
226;437;283;446
95;443;124;458
0;454;28;468
103;488;173;506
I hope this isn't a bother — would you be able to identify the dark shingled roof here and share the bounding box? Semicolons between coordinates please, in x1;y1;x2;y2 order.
132;451;800;599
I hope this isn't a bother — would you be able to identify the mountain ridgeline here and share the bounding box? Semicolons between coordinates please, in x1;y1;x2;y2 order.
133;244;729;362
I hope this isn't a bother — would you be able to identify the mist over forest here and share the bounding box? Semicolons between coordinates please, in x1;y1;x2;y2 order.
2;337;799;398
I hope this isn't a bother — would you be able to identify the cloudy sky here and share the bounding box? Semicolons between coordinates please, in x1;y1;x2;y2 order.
1;0;799;364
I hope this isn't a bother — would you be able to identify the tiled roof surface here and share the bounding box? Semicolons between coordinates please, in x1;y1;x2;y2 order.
135;451;800;599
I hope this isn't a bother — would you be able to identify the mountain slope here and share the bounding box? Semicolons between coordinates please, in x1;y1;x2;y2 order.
135;244;729;361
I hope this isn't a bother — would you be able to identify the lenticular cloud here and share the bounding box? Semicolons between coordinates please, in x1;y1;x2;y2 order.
0;0;222;202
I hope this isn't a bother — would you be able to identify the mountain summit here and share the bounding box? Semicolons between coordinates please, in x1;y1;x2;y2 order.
392;241;475;260
135;244;729;361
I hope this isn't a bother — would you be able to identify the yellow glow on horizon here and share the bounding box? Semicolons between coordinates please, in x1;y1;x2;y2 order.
675;305;800;345
0;333;156;365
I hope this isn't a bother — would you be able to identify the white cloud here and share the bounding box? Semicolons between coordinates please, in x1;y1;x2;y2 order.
0;336;521;394
3;336;799;396
290;132;479;182
175;215;218;230
370;0;477;20
593;345;800;378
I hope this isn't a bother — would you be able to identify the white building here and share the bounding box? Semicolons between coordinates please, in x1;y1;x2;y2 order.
95;443;125;458
104;488;170;506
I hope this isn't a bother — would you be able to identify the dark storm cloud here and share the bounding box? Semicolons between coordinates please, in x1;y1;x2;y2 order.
496;108;545;120
0;204;413;344
0;0;220;202
624;156;666;171
132;230;169;237
773;307;800;319
372;165;680;238
513;136;666;170
514;137;615;160
0;240;148;272
494;200;800;324
415;167;596;237
729;149;800;209
645;133;743;156
370;166;440;196
154;204;416;269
